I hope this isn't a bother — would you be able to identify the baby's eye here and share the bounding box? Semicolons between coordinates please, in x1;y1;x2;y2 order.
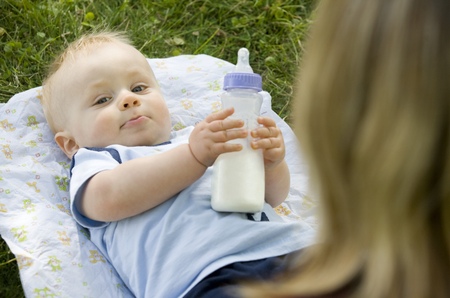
132;85;145;93
95;97;111;105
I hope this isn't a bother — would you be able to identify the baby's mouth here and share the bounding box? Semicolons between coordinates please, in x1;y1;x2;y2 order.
121;116;147;128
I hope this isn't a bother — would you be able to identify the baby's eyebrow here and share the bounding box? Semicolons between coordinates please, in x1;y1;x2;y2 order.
88;79;109;89
125;67;152;78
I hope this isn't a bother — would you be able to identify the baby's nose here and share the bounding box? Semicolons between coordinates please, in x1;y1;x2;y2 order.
120;95;141;110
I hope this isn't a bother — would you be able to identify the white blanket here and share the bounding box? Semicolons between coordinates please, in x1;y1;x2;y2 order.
0;54;316;297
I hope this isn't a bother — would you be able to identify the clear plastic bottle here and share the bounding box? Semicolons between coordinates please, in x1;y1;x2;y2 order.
211;48;265;213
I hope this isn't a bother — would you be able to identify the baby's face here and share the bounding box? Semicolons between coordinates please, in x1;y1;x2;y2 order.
53;41;172;150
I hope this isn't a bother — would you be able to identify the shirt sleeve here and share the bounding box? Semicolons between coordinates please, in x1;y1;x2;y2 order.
70;148;121;229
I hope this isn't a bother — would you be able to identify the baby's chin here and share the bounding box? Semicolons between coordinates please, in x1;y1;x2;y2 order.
94;130;172;147
120;137;171;147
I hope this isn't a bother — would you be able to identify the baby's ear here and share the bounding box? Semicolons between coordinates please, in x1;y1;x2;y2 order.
55;131;79;159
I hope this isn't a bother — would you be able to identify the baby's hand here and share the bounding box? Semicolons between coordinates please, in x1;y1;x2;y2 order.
189;108;247;167
250;117;286;170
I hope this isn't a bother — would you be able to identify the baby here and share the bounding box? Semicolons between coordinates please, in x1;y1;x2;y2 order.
42;31;314;297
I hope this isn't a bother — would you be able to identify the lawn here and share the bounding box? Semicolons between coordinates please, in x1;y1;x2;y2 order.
0;0;314;296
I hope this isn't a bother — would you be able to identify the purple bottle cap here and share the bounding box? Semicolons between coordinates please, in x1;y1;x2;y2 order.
223;72;262;91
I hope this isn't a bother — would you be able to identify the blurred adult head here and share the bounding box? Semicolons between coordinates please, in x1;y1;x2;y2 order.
243;0;450;297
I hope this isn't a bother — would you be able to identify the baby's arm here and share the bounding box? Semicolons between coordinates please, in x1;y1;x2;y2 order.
250;116;290;207
78;108;245;222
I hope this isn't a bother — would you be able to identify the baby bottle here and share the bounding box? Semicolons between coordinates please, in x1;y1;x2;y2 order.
211;48;265;213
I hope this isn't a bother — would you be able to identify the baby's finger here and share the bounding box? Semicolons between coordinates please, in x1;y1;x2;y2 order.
204;107;235;123
209;118;244;132
251;137;282;150
251;126;282;139
211;142;243;155
256;116;277;127
213;129;248;143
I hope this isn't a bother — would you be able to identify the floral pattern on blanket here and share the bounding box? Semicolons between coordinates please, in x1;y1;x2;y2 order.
0;55;316;297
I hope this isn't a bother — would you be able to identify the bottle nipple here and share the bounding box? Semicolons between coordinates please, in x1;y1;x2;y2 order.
223;48;262;91
234;48;254;73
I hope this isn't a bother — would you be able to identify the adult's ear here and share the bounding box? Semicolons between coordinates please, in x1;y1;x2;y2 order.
54;131;79;159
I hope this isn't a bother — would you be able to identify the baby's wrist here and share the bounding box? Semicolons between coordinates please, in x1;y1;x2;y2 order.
264;158;284;172
187;144;208;168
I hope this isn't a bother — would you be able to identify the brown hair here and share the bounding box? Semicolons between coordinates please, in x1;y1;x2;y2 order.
243;0;450;297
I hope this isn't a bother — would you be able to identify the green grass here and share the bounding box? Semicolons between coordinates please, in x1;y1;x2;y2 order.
0;0;314;296
0;240;23;298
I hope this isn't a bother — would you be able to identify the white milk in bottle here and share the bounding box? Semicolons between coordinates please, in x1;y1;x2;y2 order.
211;48;265;213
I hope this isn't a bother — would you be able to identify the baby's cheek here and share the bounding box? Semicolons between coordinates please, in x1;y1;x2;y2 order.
87;115;118;145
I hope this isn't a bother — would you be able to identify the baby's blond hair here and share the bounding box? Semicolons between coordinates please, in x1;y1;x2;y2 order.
42;31;132;133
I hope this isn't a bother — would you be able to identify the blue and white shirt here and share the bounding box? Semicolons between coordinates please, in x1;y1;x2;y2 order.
70;127;315;297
